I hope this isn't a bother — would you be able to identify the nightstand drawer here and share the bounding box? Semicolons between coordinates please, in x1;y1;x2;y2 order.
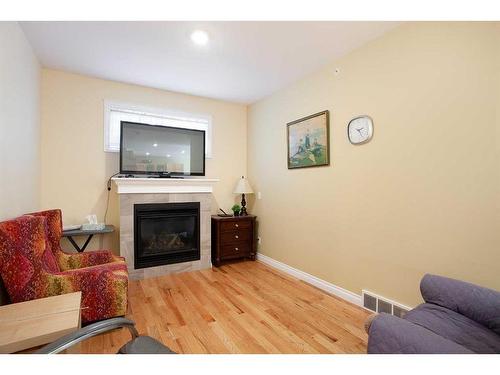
220;229;252;243
220;220;252;232
221;243;251;257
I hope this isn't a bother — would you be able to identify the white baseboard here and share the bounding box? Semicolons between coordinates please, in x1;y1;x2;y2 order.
256;253;362;306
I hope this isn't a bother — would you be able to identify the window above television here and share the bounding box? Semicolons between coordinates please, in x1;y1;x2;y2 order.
104;100;212;158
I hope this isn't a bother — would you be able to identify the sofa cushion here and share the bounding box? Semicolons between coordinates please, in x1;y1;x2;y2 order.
405;303;500;353
421;274;500;335
368;313;473;354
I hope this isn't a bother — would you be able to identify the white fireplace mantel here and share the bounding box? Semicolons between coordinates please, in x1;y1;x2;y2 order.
112;177;219;194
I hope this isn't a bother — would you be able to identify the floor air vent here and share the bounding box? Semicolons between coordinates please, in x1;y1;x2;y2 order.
363;293;377;312
362;290;411;318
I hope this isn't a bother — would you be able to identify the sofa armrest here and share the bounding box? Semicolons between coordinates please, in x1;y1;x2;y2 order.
364;313;377;334
367;313;473;354
420;274;500;334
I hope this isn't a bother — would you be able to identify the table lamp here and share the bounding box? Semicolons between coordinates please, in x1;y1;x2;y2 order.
233;176;254;216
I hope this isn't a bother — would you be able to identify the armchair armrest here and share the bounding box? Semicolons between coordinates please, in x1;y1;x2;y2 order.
58;250;125;271
46;262;127;295
420;274;500;334
59;261;127;275
46;263;128;323
367;313;473;354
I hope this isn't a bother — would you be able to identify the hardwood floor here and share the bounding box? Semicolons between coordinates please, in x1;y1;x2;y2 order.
80;261;371;354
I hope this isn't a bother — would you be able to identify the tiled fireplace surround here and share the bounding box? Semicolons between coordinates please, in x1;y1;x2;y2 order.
113;178;218;280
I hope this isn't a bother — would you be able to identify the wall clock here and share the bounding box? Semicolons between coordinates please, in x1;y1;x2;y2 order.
347;116;374;145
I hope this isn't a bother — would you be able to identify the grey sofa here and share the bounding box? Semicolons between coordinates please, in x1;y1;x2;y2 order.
367;274;500;354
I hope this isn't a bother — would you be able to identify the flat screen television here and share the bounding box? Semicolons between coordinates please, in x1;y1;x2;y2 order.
120;121;205;176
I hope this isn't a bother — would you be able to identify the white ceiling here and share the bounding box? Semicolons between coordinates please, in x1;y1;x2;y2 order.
20;21;399;104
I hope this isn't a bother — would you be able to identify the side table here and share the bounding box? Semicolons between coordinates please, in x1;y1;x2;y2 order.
0;292;82;353
62;225;115;252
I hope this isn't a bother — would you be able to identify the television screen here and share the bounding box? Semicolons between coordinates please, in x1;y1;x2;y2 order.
120;121;205;176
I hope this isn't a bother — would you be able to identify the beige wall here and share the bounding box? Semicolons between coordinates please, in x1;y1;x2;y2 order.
0;22;41;220
38;23;500;306
248;22;500;306
41;69;247;253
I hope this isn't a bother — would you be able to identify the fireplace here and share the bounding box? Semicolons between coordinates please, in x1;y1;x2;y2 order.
134;202;200;269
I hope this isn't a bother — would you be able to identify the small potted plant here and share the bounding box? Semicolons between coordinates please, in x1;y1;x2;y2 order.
231;204;241;216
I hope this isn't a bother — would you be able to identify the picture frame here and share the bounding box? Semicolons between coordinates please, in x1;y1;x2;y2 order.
287;110;330;169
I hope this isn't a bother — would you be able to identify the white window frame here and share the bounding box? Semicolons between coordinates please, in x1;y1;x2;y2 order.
103;100;213;158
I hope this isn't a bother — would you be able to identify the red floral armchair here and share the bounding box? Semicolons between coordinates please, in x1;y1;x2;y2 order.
0;211;128;323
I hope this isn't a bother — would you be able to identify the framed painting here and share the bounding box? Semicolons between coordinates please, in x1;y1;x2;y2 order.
287;110;330;169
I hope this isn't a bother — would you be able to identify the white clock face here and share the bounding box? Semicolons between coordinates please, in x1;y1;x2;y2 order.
348;116;373;144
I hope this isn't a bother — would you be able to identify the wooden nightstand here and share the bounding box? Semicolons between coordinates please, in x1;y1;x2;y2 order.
211;215;257;267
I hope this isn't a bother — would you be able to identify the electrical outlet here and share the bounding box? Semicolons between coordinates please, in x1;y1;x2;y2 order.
257;192;262;200
257;237;262;245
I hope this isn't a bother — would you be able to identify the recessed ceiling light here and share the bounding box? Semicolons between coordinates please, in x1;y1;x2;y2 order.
166;154;171;158
146;152;150;156
190;30;209;46
152;143;158;147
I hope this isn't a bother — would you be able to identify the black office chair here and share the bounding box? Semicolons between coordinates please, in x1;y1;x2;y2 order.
36;317;175;354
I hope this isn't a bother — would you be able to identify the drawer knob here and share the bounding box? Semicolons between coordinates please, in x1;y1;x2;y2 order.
235;247;239;251
235;235;239;239
235;224;239;228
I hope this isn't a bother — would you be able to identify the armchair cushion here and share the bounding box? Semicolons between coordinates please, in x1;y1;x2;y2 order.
421;274;500;334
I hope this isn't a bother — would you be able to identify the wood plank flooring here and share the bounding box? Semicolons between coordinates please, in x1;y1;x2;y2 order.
79;261;371;354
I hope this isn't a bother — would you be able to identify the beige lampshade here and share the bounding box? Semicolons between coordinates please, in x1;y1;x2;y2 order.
233;176;254;194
